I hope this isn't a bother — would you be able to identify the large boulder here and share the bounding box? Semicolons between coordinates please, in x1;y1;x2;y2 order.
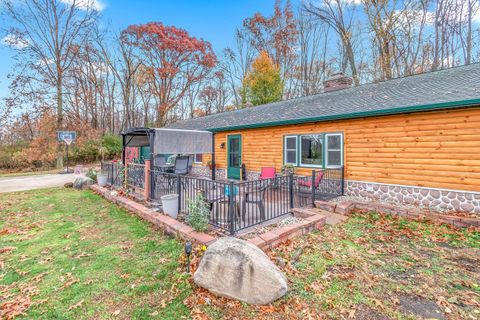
73;177;94;190
193;237;288;305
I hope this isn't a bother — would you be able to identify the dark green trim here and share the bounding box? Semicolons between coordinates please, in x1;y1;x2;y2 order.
227;134;242;180
209;98;480;132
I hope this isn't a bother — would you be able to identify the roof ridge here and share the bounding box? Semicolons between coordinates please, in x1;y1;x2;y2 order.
168;63;480;131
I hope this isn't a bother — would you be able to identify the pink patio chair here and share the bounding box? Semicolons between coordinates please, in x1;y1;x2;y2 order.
260;167;276;180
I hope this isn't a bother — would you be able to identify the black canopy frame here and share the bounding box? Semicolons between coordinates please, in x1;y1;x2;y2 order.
120;127;216;187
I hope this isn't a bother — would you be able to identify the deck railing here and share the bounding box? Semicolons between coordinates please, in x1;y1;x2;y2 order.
100;161;124;187
126;163;145;190
102;161;344;235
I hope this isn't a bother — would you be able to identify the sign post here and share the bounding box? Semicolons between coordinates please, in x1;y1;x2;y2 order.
57;131;76;174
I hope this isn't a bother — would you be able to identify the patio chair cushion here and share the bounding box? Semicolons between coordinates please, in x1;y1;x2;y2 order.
260;167;276;179
174;156;189;175
298;172;324;188
155;155;166;166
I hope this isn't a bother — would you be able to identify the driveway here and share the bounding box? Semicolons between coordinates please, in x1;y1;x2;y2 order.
0;173;84;193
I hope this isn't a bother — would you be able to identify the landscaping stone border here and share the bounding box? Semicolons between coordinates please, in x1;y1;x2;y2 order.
315;199;480;228
246;213;326;251
90;185;326;251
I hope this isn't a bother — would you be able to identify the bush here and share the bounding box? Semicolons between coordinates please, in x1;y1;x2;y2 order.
101;134;122;158
71;133;122;164
86;168;97;182
186;194;210;232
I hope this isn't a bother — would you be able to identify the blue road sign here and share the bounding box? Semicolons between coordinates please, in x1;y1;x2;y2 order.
57;131;77;142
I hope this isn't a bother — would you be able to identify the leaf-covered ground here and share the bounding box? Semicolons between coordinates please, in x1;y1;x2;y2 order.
1;188;479;319
188;212;480;319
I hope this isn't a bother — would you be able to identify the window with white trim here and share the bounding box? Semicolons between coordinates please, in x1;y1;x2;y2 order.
284;136;297;165
283;132;343;168
325;133;343;167
194;154;203;164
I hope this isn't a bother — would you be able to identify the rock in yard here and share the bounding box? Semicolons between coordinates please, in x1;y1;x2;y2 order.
64;182;73;188
73;177;94;190
193;237;288;305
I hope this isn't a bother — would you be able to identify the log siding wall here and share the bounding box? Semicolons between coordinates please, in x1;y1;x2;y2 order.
200;107;480;193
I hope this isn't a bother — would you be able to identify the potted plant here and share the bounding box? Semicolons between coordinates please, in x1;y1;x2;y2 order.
206;160;213;170
281;164;296;176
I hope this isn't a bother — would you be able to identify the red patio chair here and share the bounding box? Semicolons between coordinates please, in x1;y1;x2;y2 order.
298;171;324;188
260;167;276;180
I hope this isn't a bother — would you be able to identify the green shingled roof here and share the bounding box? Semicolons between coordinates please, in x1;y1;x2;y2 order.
169;63;480;132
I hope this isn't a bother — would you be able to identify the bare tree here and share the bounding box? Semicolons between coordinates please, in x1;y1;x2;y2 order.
2;0;99;168
304;0;360;85
221;28;255;107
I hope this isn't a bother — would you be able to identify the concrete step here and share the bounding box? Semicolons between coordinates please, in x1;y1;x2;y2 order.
292;207;348;226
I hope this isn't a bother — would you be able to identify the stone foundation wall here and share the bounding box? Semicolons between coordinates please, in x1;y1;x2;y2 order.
191;166;227;179
345;180;480;215
191;166;256;180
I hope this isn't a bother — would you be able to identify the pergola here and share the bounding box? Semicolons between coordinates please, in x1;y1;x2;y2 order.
120;127;216;180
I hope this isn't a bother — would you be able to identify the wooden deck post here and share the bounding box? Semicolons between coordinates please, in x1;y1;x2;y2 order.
144;159;151;200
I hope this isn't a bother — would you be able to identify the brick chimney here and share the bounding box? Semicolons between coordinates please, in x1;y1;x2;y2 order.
323;72;353;93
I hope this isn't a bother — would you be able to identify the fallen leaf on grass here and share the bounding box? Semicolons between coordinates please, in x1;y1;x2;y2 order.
67;299;84;311
72;253;93;259
0;296;31;319
62;278;79;290
348;309;356;319
372;298;384;309
32;272;48;282
0;246;16;254
19;285;39;296
112;309;121;316
15;269;29;276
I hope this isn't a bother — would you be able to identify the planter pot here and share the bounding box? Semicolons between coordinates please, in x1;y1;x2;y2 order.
97;174;108;187
161;194;179;219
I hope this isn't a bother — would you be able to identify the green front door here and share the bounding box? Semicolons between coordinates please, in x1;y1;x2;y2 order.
227;135;242;180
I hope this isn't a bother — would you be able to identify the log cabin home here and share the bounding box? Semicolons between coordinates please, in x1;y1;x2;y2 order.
169;64;480;214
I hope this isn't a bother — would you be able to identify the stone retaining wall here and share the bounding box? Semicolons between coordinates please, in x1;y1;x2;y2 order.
345;180;480;215
315;200;480;228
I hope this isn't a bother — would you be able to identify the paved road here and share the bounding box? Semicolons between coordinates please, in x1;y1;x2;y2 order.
0;173;84;193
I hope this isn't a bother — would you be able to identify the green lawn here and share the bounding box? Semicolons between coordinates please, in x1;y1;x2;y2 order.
0;188;191;319
1;188;479;319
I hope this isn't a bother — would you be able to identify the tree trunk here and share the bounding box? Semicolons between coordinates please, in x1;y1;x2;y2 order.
56;73;64;169
466;0;472;65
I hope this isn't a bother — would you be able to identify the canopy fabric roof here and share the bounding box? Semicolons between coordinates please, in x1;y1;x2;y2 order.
125;135;150;147
167;63;480;132
121;127;212;154
153;128;212;154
